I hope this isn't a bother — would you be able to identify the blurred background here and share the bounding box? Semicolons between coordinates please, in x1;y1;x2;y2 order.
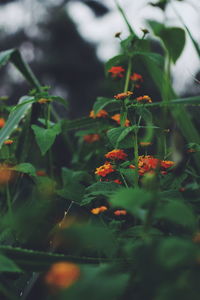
0;0;199;118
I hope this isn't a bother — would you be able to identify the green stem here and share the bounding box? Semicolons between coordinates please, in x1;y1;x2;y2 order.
134;131;139;187
46;104;53;178
6;183;12;221
124;59;132;92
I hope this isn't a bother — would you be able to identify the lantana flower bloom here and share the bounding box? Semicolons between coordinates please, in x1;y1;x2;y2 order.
111;114;130;127
114;210;127;216
4;139;14;145
91;206;108;215
136;95;152;103
89;110;108;119
105;149;127;160
114;91;133;100
108;66;125;79
95;162;115;177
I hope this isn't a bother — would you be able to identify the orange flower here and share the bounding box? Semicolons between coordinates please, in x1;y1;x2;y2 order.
0;164;13;185
111;114;130;127
36;170;47;176
83;134;100;143
38;98;50;104
139;142;152;147
114;91;133;100
95;162;115;177
91;206;108;215
105;149;127;160
89;110;108;119
161;160;174;169
130;73;143;88
0;118;5;128
113;179;122;184
114;210;127;216
45;262;80;289
136;95;152;103
4;139;14;145
108;66;125;78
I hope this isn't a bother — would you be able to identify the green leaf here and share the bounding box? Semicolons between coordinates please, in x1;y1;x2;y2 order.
12;163;36;176
110;187;152;219
107;127;135;149
148;21;186;63
0;48;41;89
156;200;196;230
93;97;120;115
0;96;33;149
31;122;61;155
0;254;22;273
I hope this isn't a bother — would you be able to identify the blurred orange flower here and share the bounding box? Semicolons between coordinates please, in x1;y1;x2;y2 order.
4;139;14;145
91;206;108;215
136;95;152;103
45;262;80;289
0;164;14;185
114;210;127;216
0;118;5;128
130;73;143;88
83;134;100;143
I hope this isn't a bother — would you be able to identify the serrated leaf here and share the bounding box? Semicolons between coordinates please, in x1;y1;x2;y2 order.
31;122;61;155
107;127;135;149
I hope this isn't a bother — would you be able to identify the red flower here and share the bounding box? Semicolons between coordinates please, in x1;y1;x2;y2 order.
4;139;14;145
108;66;125;79
105;149;127;160
95;162;115;177
113;179;122;184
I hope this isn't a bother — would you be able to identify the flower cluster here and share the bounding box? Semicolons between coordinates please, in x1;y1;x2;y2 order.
108;66;125;79
4;139;14;145
114;209;127;216
89;109;108;119
91;206;108;215
136;95;152;103
95;162;115;177
135;155;174;175
105;149;127;160
114;91;133;100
